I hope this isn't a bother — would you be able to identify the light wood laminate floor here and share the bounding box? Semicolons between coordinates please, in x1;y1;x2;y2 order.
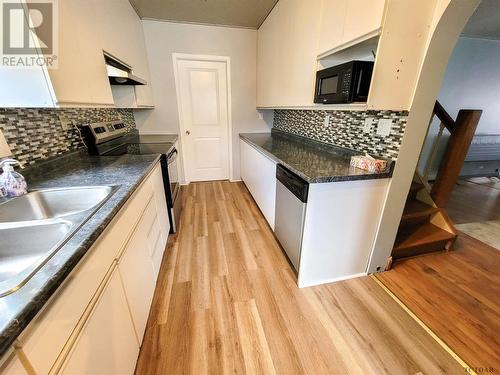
378;233;500;371
136;181;464;374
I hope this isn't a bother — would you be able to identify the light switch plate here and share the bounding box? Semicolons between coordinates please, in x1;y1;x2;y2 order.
324;114;331;128
376;119;393;137
0;129;12;158
363;118;374;133
58;115;72;131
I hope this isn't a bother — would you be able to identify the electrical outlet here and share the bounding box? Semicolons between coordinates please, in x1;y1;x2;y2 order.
324;114;331;128
257;111;264;120
363;118;374;133
376;119;393;137
58;115;72;131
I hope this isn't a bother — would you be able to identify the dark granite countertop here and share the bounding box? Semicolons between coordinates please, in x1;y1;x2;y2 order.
0;145;174;357
239;130;394;183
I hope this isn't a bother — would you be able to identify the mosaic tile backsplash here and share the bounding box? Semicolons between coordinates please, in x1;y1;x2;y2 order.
273;110;408;160
0;108;135;166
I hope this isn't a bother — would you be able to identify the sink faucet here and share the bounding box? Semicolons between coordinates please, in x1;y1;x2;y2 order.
0;159;27;198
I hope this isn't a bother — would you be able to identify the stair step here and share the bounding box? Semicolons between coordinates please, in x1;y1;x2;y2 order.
393;222;456;259
401;199;439;224
408;181;424;199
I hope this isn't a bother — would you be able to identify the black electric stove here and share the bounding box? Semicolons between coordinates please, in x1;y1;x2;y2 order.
80;121;181;233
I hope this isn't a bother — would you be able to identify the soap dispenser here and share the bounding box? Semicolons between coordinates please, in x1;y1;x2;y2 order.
0;159;27;198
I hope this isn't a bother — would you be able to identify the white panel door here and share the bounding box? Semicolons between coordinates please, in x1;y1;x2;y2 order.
176;59;229;182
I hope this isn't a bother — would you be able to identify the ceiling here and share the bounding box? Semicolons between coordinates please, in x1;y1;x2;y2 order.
129;0;279;29
462;0;500;40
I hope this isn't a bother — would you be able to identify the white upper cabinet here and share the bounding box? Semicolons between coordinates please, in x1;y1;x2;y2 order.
0;0;54;107
318;0;385;57
342;0;385;46
317;0;348;56
0;0;153;108
256;0;386;108
257;0;323;108
93;0;154;107
48;0;114;107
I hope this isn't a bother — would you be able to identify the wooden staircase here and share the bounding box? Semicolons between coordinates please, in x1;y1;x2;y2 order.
391;101;482;262
392;181;457;259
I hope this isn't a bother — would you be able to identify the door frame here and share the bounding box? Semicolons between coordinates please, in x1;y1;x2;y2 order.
172;53;233;184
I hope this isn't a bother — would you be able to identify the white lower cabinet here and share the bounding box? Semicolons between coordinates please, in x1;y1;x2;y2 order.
9;162;168;374
240;138;277;229
118;198;158;342
59;266;139;375
298;178;389;287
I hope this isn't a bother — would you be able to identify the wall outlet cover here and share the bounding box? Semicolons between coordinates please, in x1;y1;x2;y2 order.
377;119;393;137
363;118;374;133
58;115;72;131
257;111;264;120
324;114;331;128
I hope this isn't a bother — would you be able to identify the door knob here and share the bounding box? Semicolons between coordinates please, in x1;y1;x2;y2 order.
186;130;191;135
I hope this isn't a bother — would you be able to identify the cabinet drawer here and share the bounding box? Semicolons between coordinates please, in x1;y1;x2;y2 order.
18;168;155;375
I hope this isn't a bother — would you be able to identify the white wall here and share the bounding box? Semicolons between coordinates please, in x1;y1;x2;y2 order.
438;37;500;134
418;36;500;177
133;21;272;180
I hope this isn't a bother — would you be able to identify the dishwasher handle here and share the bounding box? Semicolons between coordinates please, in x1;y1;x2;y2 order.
276;164;309;203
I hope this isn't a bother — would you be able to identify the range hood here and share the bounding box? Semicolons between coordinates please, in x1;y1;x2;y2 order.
104;53;146;86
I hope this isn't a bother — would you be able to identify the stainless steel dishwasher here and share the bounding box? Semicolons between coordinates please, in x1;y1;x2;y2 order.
274;164;309;271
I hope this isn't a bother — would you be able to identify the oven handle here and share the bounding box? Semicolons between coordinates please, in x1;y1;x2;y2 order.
167;148;178;162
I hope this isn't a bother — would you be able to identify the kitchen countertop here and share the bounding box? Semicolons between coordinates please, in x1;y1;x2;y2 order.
0;140;175;357
239;130;394;183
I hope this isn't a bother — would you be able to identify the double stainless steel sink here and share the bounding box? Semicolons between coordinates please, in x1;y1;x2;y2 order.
0;186;117;297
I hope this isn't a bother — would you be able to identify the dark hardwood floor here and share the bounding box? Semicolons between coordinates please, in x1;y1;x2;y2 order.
377;232;500;371
446;177;500;224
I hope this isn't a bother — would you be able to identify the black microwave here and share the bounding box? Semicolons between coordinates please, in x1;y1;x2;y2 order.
314;60;374;104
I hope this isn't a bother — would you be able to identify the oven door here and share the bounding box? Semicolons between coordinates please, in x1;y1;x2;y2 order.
167;148;180;203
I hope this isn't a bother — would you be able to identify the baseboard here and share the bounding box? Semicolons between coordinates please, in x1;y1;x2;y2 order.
298;272;367;288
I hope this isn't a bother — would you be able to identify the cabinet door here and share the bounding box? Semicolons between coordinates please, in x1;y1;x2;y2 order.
257;0;323;107
240;139;277;229
317;0;348;55
0;0;54;107
342;0;385;44
0;350;29;375
60;268;139;375
47;0;114;106
118;199;157;342
93;0;154;107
